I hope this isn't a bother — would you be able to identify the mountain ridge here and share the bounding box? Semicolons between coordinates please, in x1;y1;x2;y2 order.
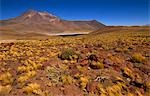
0;9;105;35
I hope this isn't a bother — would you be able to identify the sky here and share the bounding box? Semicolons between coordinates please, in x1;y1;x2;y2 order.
0;0;149;26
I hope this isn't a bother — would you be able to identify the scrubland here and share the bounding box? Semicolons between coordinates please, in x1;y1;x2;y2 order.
0;26;150;96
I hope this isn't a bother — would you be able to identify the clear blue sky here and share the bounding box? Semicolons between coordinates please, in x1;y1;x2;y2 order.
0;0;149;25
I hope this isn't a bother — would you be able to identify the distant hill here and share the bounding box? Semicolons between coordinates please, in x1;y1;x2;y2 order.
0;10;105;36
143;24;150;26
90;26;150;35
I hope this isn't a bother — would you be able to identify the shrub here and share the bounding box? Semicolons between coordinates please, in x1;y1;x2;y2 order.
97;83;106;94
45;65;68;84
17;63;42;73
26;71;36;78
0;85;12;95
0;72;13;85
106;82;126;96
60;75;74;85
59;49;79;60
23;83;42;95
122;67;134;79
88;54;98;61
18;71;36;83
17;66;27;73
131;53;145;63
77;65;87;73
144;81;150;93
89;61;104;69
79;77;89;90
18;76;29;83
38;57;49;63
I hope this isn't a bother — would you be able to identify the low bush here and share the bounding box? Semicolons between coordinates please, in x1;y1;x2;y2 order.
60;75;74;85
0;72;13;85
59;49;79;60
0;85;12;95
131;53;145;63
88;54;98;61
79;77;89;90
89;61;104;69
23;83;42;95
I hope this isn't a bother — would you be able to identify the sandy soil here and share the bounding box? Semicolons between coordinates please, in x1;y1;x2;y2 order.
0;40;17;43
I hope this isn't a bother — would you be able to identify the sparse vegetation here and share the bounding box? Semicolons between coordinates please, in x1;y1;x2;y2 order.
23;83;42;95
0;26;149;95
0;85;12;95
0;72;13;85
131;53;146;63
89;61;104;69
59;49;79;60
60;75;74;85
79;76;89;90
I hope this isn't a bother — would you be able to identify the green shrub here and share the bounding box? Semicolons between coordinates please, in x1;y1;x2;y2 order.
59;49;79;60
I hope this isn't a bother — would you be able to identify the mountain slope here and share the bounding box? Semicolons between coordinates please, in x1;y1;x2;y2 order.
90;26;150;35
0;10;105;35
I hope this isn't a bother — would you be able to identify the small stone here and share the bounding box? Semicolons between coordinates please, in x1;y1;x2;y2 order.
127;78;131;82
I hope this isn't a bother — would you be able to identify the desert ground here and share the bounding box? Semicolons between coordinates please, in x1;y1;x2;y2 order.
0;26;150;96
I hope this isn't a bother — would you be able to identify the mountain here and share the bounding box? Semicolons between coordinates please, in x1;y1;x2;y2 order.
0;10;105;36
